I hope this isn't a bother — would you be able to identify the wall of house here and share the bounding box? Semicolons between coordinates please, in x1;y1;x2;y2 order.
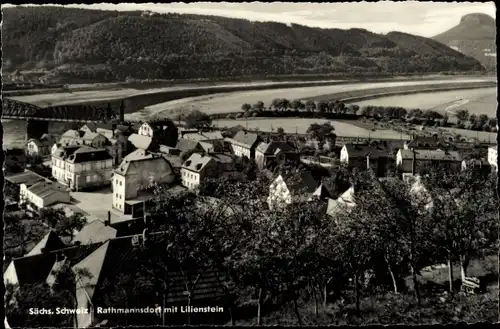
52;156;68;185
69;159;113;190
340;147;349;164
255;151;266;169
231;144;252;159
488;148;498;171
113;173;126;212
267;176;292;208
139;123;153;137
181;169;201;190
26;141;39;156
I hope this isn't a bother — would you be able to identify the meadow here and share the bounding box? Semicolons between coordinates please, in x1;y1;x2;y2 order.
214;118;412;140
126;78;491;121
352;88;497;116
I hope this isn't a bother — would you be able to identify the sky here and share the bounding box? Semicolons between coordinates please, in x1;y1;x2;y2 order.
4;2;497;37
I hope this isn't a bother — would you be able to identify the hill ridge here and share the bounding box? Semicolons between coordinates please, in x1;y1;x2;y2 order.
2;6;486;83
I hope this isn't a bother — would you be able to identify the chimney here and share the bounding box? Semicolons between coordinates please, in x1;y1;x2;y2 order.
412;150;417;175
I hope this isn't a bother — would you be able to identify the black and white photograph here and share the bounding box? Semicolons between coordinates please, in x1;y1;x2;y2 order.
2;2;498;327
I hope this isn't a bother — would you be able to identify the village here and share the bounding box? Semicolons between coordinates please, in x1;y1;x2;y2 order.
3;104;498;326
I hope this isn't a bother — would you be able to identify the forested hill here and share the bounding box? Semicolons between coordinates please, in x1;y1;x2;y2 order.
2;6;485;83
433;13;496;72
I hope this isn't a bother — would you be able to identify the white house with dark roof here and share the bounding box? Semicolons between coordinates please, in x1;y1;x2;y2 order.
20;181;70;210
396;148;463;174
80;123;116;139
340;143;393;175
52;146;113;191
26;134;56;157
227;130;261;159
180;153;218;190
488;145;497;172
138;120;178;146
112;151;176;214
255;140;298;170
267;171;319;208
58;129;85;147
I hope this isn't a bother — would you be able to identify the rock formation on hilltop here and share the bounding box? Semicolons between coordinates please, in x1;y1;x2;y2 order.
433;13;496;71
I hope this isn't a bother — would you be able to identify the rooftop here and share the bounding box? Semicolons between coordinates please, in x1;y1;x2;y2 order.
229;130;260;148
66;147;112;164
399;149;462;161
27;181;69;199
5;170;47;186
256;140;295;155
344;144;391;159
128;133;155;150
182;153;214;172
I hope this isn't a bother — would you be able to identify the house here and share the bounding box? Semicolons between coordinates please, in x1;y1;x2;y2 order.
80;123;116;139
137;120;178;146
112;151;176;215
255;140;299;170
26;230;66;257
80;131;108;148
488;146;497;171
396;149;463;174
51;145;81;183
267;171;318;208
226;131;261;159
72;234;226;327
105;133;129;166
181;153;220;190
52;146;113;191
20;181;70;210
58;129;85;147
26;134;56;157
340;144;392;176
128;133;159;152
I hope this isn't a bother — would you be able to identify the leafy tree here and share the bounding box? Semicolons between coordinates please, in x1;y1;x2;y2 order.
184;110;212;129
252;101;265;112
455;109;470;122
290;99;304;112
241;103;252;112
305;100;316;112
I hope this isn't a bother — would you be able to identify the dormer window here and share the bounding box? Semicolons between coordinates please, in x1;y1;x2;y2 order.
185;160;192;166
196;163;202;170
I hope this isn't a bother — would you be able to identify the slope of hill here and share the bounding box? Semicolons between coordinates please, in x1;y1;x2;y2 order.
2;6;485;83
433;13;496;71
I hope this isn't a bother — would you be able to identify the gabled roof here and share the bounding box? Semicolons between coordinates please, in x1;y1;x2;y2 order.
61;129;83;138
6;253;57;286
399;149;462;161
81;131;107;141
26;230;66;256
176;139;201;152
66;147;112;164
182;153;214;173
74;219;117;247
5;170;47;186
115;153;172;176
256;141;295;155
277;171;318;195
311;184;332;199
230;131;260;148
343;144;391;159
73;241;111;301
129;133;155;150
53;145;81;159
325;187;356;217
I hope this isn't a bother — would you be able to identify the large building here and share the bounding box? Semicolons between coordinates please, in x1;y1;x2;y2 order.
181;153;218;190
52;146;113;191
340;144;393;176
112;150;176;215
396;149;463;174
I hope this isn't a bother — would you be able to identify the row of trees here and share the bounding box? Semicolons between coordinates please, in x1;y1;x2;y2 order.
240;99;359;116
455;109;497;132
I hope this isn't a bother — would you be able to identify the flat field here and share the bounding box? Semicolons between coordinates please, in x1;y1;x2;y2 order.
214;118;412;139
352;88;497;116
126;78;491;120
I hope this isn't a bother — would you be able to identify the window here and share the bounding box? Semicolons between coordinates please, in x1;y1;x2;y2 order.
119;181;122;186
115;179;118;185
86;176;91;183
116;193;118;198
